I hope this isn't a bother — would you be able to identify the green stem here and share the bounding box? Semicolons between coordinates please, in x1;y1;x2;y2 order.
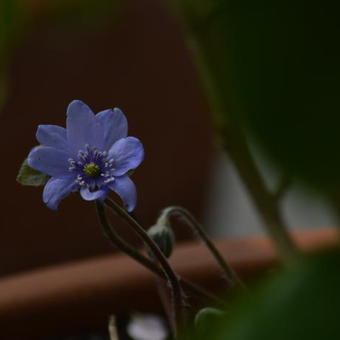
95;201;218;303
96;201;163;274
157;206;244;288
104;198;186;332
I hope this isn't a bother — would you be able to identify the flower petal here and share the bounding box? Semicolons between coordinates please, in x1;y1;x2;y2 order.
80;186;108;201
108;176;137;211
43;176;76;210
66;100;95;154
28;146;70;177
36;125;68;150
94;107;128;151
108;137;144;176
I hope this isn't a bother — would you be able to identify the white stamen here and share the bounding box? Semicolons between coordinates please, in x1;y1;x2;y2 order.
104;177;115;184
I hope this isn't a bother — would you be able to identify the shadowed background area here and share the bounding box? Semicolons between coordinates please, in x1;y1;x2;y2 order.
1;0;340;338
1;0;214;276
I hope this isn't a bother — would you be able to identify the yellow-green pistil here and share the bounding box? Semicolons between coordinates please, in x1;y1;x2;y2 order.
83;162;100;177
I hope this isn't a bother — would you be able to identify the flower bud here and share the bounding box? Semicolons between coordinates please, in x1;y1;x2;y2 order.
146;224;175;259
194;307;226;336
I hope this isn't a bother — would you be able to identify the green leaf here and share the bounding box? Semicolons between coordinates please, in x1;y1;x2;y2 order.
186;249;340;340
17;159;49;186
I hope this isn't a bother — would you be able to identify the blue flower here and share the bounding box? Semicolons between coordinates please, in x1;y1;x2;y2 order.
28;100;144;211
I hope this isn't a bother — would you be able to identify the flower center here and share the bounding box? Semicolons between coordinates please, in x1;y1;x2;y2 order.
83;162;100;177
67;144;116;188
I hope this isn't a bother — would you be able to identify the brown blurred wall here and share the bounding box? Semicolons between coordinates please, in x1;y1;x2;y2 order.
0;0;214;276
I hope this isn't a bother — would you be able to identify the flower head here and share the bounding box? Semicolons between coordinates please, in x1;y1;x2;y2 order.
28;100;144;211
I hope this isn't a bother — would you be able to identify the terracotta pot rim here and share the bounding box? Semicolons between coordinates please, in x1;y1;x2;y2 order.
0;227;337;337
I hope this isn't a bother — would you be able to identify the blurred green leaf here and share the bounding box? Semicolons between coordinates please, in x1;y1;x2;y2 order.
32;0;122;28
174;0;340;195
183;249;340;340
0;0;123;109
0;0;24;108
17;158;49;187
0;0;21;53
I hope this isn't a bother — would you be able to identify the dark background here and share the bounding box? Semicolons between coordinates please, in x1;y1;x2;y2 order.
1;0;214;276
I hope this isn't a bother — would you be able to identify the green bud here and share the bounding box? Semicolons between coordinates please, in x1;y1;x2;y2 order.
146;224;175;259
194;307;226;336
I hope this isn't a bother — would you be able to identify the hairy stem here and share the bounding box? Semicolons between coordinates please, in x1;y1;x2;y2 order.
103;198;186;332
157;206;244;288
95;201;218;303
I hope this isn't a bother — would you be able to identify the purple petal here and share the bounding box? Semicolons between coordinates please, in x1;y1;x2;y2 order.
108;176;137;211
43;176;76;210
36;125;68;150
108;137;144;176
94;107;128;151
66;100;95;154
28;146;70;177
80;187;108;201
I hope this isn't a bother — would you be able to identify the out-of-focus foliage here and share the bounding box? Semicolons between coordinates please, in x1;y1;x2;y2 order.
181;249;340;340
173;0;340;196
24;0;121;26
0;0;25;107
0;0;121;109
0;0;23;61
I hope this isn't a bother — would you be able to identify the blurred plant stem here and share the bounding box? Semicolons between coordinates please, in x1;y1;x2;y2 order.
273;174;292;203
103;198;187;333
221;125;298;263
157;206;244;288
171;1;298;263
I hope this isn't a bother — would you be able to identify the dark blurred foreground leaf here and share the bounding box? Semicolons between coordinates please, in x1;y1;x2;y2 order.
174;0;340;195
181;249;340;340
17;159;49;186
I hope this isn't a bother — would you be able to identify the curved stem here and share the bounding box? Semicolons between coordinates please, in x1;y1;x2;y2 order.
103;198;186;332
95;201;217;303
96;201;164;273
157;206;244;288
